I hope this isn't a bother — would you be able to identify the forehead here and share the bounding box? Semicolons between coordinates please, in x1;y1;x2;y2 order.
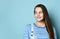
35;7;43;12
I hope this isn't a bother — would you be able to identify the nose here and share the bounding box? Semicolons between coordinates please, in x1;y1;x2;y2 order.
37;13;40;16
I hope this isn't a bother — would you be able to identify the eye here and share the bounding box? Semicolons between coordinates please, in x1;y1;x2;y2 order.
39;11;43;14
34;11;37;14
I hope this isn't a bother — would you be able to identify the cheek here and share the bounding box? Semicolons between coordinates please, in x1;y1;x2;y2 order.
34;15;43;20
40;13;44;17
34;14;37;18
40;14;44;19
34;14;43;18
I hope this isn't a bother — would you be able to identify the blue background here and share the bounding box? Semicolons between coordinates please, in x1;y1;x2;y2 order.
0;0;60;39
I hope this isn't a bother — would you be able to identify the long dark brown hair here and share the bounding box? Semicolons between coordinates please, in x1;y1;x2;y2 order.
34;4;54;39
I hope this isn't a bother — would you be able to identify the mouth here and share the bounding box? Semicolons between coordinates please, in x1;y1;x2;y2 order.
37;17;41;19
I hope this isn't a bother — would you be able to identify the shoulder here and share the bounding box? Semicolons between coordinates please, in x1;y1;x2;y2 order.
25;24;31;29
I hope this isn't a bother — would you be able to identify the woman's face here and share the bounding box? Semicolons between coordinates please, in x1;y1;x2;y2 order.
34;7;44;22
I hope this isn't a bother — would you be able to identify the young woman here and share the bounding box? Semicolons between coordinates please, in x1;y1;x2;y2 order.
24;4;57;39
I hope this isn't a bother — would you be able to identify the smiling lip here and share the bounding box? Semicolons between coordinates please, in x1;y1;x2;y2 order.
37;17;41;18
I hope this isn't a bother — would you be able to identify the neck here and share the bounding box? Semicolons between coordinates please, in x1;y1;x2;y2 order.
35;21;45;27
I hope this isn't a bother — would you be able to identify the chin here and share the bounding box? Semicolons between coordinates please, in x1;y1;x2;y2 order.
37;19;43;22
37;19;42;22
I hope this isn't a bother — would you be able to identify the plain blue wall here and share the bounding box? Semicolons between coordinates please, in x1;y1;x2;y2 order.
0;0;60;39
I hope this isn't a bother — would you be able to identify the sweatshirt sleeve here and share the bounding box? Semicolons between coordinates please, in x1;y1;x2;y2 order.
24;24;30;39
53;27;57;39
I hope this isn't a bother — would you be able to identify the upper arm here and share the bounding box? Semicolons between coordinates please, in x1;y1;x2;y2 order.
24;24;30;39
